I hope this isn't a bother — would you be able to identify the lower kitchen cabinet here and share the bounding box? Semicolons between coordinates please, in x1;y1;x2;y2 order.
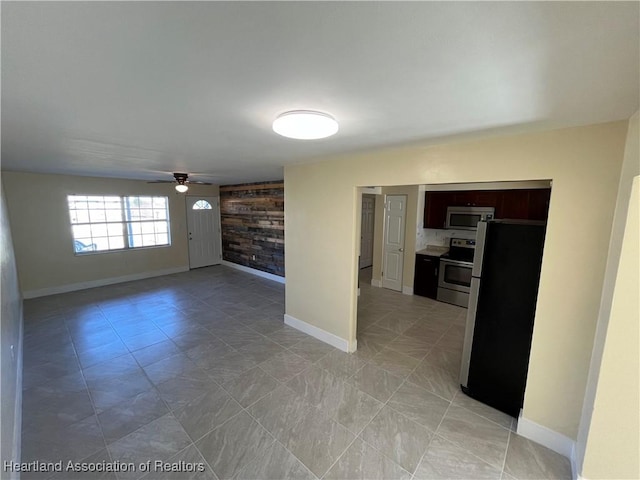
414;254;440;299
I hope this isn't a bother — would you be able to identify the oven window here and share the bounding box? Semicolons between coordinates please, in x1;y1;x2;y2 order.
443;264;472;287
449;213;481;228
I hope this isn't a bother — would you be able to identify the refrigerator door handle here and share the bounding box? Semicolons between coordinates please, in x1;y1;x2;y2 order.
472;221;488;277
460;277;481;388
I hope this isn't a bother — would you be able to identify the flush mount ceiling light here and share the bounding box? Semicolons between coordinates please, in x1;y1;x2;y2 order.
272;110;339;140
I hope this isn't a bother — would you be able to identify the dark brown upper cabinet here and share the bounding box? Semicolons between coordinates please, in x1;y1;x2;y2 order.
424;188;551;229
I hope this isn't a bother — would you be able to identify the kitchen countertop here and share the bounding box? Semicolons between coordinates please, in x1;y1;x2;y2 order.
416;246;449;257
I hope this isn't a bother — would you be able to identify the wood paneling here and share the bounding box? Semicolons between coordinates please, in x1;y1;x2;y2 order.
220;181;284;277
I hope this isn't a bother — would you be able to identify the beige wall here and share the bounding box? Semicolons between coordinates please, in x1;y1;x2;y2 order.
2;171;219;296
1;181;23;480
578;112;639;478
284;120;628;440
371;185;419;290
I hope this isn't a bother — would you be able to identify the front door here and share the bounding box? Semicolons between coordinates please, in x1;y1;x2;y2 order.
360;195;375;269
382;194;406;292
186;196;221;269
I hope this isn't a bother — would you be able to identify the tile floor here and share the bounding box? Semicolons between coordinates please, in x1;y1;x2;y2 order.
21;265;572;480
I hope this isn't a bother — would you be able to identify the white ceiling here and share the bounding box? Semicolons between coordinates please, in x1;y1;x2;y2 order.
2;2;638;185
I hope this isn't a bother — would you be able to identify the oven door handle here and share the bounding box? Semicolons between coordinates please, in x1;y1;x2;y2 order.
440;258;473;268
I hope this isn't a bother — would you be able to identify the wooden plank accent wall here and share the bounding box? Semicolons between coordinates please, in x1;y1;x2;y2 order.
219;181;284;277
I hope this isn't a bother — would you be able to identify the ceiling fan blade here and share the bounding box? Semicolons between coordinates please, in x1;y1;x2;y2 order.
147;180;176;184
187;181;213;185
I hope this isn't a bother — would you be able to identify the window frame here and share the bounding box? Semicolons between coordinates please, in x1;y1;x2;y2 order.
67;194;172;255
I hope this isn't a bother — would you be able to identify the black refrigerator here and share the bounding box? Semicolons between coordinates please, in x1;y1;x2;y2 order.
459;219;546;417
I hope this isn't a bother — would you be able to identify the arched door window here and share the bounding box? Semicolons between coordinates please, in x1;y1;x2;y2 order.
192;200;212;210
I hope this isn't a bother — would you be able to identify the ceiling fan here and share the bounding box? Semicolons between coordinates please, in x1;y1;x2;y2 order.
147;172;212;193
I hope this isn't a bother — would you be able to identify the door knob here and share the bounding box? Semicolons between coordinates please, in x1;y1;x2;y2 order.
399;248;404;252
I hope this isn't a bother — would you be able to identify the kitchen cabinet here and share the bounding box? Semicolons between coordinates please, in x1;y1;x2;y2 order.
414;254;440;299
424;188;551;228
423;192;449;229
495;189;551;220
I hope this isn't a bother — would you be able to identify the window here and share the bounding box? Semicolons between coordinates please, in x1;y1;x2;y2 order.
68;195;170;254
192;200;212;210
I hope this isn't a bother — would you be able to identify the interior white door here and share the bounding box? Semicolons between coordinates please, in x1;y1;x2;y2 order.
360;195;375;269
186;196;222;269
382;194;406;292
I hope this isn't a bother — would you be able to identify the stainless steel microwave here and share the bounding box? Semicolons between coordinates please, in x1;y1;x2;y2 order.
445;206;495;230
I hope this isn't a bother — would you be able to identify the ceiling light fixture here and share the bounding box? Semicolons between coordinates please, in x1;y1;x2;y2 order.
175;183;188;193
272;110;339;140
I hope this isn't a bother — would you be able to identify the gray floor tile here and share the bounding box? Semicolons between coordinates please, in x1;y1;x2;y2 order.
215;327;264;349
232;441;314;480
22;372;95;431
347;363;404;403
258;351;312;383
233;338;284;364
408;360;460;401
436;406;510;470
287;337;334;363
122;329;169;351
143;353;210;385
333;383;384;435
201;351;258;384
50;448;117;480
140;444;217;480
175;387;243;442
265;326;310;348
156;376;218;411
107;414;192;480
324;437;412;480
98;389;169;444
23;266;556;480
222;367;280;407
315;349;368;380
414;435;502;480
387;381;450;431
386;335;433;360
504;433;572;480
361;406;432;473
88;371;154;412
279;404;355;478
23;414;105;466
372;311;420;335
452;390;513;429
422;346;461;375
195;411;274;480
184;342;235;369
369;347;420;378
248;385;321;441
131;340;181;367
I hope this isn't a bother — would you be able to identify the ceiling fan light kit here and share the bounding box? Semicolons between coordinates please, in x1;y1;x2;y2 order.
147;172;212;192
272;110;339;140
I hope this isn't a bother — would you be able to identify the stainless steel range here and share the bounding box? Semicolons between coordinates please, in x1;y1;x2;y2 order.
437;238;475;308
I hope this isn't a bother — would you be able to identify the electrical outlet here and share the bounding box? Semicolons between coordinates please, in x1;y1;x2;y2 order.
251;254;256;261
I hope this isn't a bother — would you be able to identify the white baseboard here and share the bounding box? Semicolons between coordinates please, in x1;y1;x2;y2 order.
517;412;576;460
221;260;285;284
284;314;355;352
371;279;382;287
402;286;414;295
22;266;190;299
